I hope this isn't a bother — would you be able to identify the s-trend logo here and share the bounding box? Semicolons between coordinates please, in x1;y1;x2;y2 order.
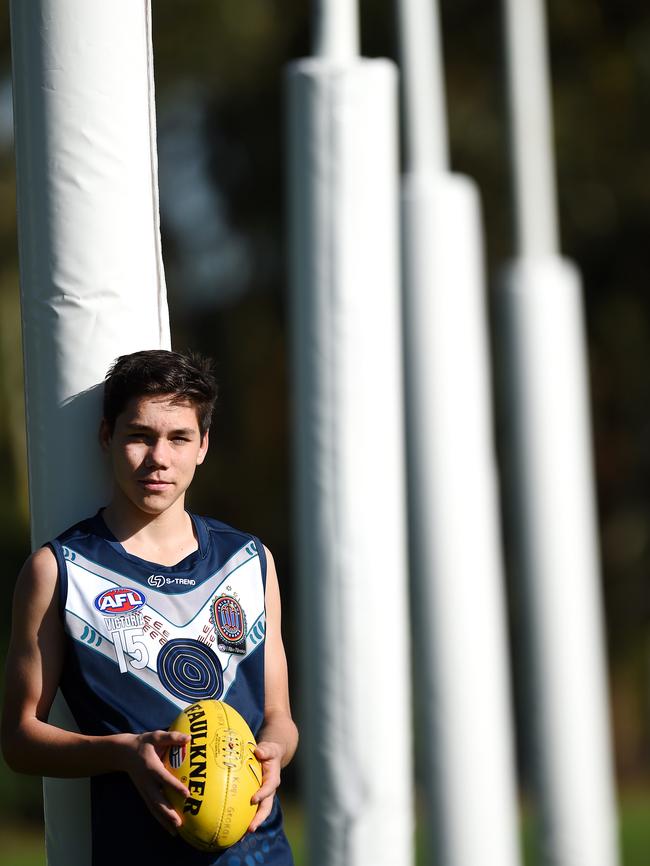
147;574;196;588
148;574;166;588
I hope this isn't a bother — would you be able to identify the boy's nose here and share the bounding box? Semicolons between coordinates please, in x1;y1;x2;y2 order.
146;439;171;468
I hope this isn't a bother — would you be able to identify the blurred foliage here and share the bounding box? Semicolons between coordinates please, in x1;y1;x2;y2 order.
0;0;648;832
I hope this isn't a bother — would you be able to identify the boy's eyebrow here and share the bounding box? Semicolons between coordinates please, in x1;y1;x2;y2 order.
125;422;197;436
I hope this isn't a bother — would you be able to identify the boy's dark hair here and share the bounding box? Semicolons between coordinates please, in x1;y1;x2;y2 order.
103;350;218;436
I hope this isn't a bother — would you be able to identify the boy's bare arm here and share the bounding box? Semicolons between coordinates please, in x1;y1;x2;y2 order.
249;547;299;831
1;547;189;832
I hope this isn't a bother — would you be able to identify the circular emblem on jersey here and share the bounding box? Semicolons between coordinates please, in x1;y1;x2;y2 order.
157;638;223;702
213;595;246;643
94;587;146;615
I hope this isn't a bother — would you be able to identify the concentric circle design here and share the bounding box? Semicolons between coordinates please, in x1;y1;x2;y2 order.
157;638;223;702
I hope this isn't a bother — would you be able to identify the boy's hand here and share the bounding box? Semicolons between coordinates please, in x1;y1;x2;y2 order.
122;730;191;834
248;740;286;832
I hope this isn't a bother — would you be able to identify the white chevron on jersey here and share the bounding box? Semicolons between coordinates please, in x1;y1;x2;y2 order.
65;610;187;710
63;540;265;707
62;539;259;625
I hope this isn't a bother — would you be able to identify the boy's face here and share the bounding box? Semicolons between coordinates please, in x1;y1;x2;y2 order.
100;394;209;517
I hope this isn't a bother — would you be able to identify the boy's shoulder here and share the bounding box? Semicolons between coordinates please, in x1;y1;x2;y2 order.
192;514;267;571
52;513;103;546
193;513;263;549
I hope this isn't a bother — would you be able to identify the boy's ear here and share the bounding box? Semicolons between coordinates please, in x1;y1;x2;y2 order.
99;419;111;452
197;429;209;465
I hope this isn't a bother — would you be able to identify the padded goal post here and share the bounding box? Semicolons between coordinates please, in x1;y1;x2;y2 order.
287;56;415;866
10;2;170;864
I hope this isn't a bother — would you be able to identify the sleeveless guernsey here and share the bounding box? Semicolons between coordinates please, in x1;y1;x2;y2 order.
48;511;293;866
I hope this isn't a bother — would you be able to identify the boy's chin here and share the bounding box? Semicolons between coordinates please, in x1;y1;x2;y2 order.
130;490;181;516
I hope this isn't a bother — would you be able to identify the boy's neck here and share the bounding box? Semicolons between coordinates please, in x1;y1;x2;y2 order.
101;496;199;567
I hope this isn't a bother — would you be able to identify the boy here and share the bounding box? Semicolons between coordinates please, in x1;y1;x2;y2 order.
1;349;298;865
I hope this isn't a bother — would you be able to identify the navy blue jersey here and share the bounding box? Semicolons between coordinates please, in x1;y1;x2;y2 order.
48;511;293;866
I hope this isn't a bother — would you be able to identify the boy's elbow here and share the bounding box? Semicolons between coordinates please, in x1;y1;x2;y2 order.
1;732;23;773
1;721;35;775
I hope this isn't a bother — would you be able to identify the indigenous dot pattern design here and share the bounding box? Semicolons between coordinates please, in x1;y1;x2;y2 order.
156;638;224;702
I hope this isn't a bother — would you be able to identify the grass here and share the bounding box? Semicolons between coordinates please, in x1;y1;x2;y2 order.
2;789;649;865
617;788;650;866
0;825;46;866
517;789;650;866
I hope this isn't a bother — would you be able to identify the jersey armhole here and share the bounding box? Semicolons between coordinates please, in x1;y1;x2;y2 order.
252;537;267;590
46;541;68;618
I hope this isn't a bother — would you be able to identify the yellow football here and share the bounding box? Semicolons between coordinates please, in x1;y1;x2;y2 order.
163;699;262;851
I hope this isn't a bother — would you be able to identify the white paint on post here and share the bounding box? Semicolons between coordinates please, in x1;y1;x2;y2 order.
397;1;521;863
313;0;359;61
287;58;414;866
396;0;448;172
500;1;619;863
499;260;619;866
402;173;522;866
503;0;559;257
9;2;170;864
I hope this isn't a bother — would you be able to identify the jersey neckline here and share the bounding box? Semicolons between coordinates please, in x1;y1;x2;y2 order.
90;509;210;573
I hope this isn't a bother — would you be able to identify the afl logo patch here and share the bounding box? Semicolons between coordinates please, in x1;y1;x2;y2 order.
94;587;146;615
212;594;247;655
